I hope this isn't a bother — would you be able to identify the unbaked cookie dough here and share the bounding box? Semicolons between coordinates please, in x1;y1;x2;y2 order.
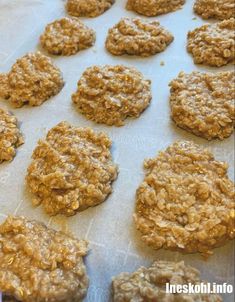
40;17;96;56
0;108;24;163
105;18;174;57
187;18;235;67
113;261;222;302
169;71;235;140
126;0;185;17
26;121;118;216
72;65;152;126
194;0;235;20
0;216;88;302
0;52;64;107
66;0;115;17
134;141;235;256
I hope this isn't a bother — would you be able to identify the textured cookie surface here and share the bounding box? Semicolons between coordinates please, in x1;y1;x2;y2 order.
0;216;89;302
113;261;222;302
26;121;118;216
187;18;235;67
0;74;10;99
72;65;152;126
169;71;235;140
40;17;95;56
0;108;24;163
134;141;235;255
66;0;114;17
126;0;185;17
194;0;235;20
0;52;64;107
106;18;173;57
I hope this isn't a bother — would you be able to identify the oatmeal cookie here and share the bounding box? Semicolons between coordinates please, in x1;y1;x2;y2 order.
26;121;118;216
72;65;152;126
194;0;235;20
40;17;96;56
126;0;186;17
105;18;173;57
0;216;88;302
1;52;64;107
0;74;10;99
187;18;235;67
134;141;235;255
169;71;235;140
112;260;222;302
0;108;24;163
66;0;114;18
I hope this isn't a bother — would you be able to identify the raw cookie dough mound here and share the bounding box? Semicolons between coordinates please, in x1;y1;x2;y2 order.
0;216;89;302
72;65;152;126
26;121;118;216
126;0;185;17
105;18;174;57
169;71;235;140
2;52;64;107
134;141;235;255
66;0;115;17
40;17;96;56
194;0;235;20
187;18;235;67
113;261;222;302
0;108;24;163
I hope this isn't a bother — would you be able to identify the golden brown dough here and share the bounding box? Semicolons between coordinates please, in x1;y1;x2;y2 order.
187;18;235;67
0;216;89;302
0;108;24;163
194;0;235;20
0;52;64;107
0;74;10;99
26;121;118;216
72;65;152;126
169;71;235;140
40;17;95;56
66;0;115;17
105;18;174;57
126;0;185;17
113;261;222;302
134;141;235;256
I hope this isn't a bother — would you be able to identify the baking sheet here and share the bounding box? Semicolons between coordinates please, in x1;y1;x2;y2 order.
0;0;234;301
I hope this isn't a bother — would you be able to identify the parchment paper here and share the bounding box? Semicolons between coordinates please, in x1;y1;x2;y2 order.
0;0;234;301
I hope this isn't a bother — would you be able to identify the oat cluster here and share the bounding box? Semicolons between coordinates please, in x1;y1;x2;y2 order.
0;108;24;163
0;52;64;107
0;216;89;302
187;18;235;67
26;121;118;216
113;261;222;302
40;17;96;56
66;0;114;17
126;0;185;17
0;74;10;99
106;18;174;57
194;0;235;20
134;141;235;255
72;65;152;126
169;71;235;140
